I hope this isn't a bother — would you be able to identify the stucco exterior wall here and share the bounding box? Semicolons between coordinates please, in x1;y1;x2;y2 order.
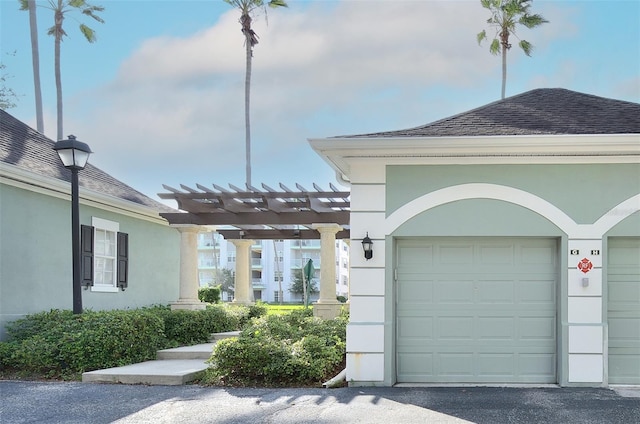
346;162;639;386
0;184;180;339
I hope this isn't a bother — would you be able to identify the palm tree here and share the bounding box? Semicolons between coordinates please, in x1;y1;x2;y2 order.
223;0;288;187
477;0;547;99
42;0;104;140
19;0;45;133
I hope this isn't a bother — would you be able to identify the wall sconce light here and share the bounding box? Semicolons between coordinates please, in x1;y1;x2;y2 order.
362;232;373;260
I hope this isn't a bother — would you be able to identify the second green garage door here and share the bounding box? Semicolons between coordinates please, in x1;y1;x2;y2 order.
608;237;640;385
396;238;558;383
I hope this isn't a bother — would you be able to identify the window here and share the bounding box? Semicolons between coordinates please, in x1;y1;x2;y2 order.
274;271;283;282
274;290;280;303
81;217;128;293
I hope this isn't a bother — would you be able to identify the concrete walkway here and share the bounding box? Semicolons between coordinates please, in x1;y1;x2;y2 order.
81;332;239;385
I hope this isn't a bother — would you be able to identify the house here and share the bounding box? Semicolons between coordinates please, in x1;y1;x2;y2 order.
310;88;640;387
0;110;181;339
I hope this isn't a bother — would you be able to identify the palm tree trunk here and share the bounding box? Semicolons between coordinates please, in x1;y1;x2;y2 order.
501;46;507;100
54;8;64;141
27;0;44;133
244;33;252;187
55;36;63;140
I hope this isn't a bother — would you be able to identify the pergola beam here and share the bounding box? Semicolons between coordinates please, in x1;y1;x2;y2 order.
217;229;350;240
160;210;350;226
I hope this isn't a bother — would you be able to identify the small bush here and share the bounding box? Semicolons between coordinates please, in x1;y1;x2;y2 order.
336;295;347;303
248;301;268;319
204;308;347;387
198;286;221;304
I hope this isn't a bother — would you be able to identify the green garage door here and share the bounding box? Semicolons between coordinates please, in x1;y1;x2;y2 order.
608;238;640;385
396;238;557;383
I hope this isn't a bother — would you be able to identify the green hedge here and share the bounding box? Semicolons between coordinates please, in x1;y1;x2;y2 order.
0;303;264;379
2;309;164;378
203;308;347;387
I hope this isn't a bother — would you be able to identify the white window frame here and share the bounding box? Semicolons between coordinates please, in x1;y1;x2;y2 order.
91;217;119;293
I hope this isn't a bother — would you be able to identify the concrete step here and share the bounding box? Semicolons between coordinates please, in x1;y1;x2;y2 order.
156;343;215;360
209;330;240;342
81;333;240;386
82;359;208;386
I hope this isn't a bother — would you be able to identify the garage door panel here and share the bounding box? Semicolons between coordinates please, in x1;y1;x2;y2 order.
439;353;475;376
436;280;474;303
478;354;515;377
519;353;556;378
440;245;474;265
397;238;557;383
608;238;640;385
608;280;640;307
520;317;556;341
521;245;556;265
477;280;515;303
519;280;556;303
478;317;514;340
398;353;433;378
397;245;434;265
397;317;433;340
479;245;515;265
609;318;639;342
609;356;640;384
397;279;434;303
437;317;475;340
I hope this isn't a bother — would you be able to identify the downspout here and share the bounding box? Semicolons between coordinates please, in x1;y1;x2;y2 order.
323;368;347;388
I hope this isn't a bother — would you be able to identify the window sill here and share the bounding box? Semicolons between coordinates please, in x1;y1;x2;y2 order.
90;286;119;293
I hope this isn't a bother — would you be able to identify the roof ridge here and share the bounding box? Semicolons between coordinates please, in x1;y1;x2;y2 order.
336;88;640;138
1;109;176;214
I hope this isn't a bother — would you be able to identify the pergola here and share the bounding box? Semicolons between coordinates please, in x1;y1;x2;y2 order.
157;182;351;318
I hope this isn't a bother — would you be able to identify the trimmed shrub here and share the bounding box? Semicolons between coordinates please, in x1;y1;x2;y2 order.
4;309;165;378
204;308;347;387
198;286;221;304
1;304;249;379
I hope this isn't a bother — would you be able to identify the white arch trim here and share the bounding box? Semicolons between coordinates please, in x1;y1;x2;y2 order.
384;183;640;239
593;194;640;236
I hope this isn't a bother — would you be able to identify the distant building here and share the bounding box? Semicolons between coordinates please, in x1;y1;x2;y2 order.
197;232;349;303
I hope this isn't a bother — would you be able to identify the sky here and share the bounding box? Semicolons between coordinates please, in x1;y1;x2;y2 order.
1;0;639;204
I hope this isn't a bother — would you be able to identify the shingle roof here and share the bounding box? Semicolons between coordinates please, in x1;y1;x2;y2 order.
0;109;174;213
339;88;640;138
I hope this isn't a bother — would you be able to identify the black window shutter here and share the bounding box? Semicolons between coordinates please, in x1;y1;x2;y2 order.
81;225;94;287
117;232;129;291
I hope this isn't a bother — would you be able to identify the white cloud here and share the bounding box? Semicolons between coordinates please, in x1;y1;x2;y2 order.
63;0;575;198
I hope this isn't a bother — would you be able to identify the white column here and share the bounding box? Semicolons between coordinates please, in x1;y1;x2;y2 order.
231;239;254;305
567;239;604;384
171;225;205;310
312;223;343;319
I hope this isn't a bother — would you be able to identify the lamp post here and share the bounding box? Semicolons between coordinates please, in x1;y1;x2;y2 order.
53;135;92;314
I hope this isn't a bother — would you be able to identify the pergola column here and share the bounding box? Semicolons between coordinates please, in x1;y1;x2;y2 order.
231;239;254;305
171;225;205;310
312;223;343;319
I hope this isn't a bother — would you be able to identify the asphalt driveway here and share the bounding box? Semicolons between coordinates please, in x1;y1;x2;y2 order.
1;381;638;424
